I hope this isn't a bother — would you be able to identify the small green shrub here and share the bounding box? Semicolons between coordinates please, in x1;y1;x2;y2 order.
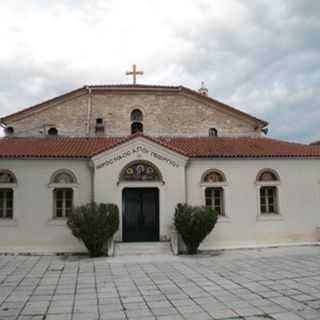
67;203;119;257
174;203;218;254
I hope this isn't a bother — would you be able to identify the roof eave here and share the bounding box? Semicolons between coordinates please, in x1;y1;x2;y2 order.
180;86;268;127
1;86;87;122
1;84;268;127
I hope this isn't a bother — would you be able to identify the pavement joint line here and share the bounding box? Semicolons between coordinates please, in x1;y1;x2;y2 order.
13;256;53;319
111;263;129;320
42;256;67;318
137;261;190;320
0;246;320;320
93;259;101;319
123;263;157;319
158;261;220;319
70;258;80;320
0;256;42;308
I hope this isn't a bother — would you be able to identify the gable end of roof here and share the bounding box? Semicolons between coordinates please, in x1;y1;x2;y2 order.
1;84;268;127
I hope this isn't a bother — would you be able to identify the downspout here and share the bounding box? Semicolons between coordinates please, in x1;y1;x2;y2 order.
87;160;95;203
86;86;92;136
184;158;190;204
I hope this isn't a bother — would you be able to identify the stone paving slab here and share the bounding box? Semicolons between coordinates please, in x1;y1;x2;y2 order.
0;246;320;319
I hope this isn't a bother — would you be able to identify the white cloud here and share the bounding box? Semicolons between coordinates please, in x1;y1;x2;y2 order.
0;0;319;142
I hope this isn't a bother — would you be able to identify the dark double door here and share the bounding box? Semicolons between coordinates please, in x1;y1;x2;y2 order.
122;188;159;242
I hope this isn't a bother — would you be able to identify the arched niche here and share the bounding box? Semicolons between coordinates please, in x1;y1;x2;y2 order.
201;169;226;184
50;169;78;184
0;170;17;183
256;169;280;182
119;160;163;182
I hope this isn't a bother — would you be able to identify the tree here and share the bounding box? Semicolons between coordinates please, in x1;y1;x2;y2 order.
174;203;218;254
67;203;119;257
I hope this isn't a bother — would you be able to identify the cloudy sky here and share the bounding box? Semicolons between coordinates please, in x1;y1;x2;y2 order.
0;0;319;142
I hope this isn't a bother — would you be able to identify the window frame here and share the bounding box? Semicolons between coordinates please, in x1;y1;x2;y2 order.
50;169;78;185
201;169;226;184
0;170;17;221
119;160;163;184
0;170;17;184
48;169;78;221
200;169;229;220
208;128;218;137
48;127;58;136
0;188;14;219
204;187;225;216
130;109;143;122
131;122;143;134
53;188;74;218
259;186;278;214
255;169;282;219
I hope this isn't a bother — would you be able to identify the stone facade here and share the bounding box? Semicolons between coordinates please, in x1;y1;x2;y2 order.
6;92;89;137
3;87;264;138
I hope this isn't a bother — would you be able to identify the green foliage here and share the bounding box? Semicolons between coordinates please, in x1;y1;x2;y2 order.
174;203;218;254
67;203;119;257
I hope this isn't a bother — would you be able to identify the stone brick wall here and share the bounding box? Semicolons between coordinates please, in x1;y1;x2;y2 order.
6;90;261;138
7;93;89;137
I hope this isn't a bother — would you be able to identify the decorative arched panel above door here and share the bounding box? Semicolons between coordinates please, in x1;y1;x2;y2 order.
119;161;163;182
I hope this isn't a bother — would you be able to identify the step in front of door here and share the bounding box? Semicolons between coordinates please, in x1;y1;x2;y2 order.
114;241;172;256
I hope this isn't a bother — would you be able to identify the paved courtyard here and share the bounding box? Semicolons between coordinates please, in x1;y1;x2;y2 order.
1;246;320;320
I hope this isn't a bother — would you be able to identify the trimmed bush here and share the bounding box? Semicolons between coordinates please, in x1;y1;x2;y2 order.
174;203;218;254
67;203;119;257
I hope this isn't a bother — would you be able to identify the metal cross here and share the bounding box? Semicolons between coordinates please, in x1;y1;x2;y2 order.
126;64;144;85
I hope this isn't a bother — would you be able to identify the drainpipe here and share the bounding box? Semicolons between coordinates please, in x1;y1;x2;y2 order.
87;160;95;203
86;86;92;136
184;159;190;204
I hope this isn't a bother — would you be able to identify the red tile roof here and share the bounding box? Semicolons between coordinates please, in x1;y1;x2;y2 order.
0;135;320;159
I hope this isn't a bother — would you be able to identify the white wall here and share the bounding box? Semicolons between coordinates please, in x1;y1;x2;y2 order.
0;159;91;252
187;158;320;249
1;146;320;253
92;138;187;241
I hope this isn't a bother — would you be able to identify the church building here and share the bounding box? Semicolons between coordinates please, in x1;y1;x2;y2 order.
1;69;320;253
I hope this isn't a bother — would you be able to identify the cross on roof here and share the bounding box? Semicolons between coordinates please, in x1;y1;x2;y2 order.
126;64;144;85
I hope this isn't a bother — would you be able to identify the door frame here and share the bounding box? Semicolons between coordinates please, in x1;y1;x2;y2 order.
122;187;160;242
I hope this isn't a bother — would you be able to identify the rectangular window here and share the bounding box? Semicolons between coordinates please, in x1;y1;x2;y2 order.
260;186;278;214
54;188;73;218
205;187;224;215
0;189;13;219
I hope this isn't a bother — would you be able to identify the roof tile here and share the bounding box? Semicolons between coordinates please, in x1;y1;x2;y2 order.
0;136;320;159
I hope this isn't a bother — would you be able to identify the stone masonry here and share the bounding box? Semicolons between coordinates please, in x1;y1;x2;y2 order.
3;86;264;138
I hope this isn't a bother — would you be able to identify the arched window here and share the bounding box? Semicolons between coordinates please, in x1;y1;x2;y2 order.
51;170;77;184
131;109;143;122
96;118;103;125
209;128;218;137
256;169;280;214
0;170;16;219
202;170;225;183
0;170;17;183
5;127;14;135
50;170;76;218
257;170;278;182
202;170;226;216
48;127;58;136
53;189;73;218
130;109;143;134
120;161;162;182
95;118;105;134
131;122;143;134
